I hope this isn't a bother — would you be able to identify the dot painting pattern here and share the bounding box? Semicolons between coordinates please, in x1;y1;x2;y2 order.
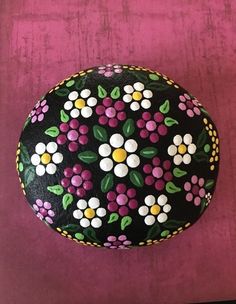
16;64;220;249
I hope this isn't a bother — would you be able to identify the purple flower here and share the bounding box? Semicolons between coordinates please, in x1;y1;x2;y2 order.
61;164;93;198
30;99;49;123
98;64;123;77
184;175;206;206
33;199;55;224
107;183;138;216
137;111;168;143
178;93;201;117
143;157;173;190
56;119;89;152
104;235;132;249
95;97;126;127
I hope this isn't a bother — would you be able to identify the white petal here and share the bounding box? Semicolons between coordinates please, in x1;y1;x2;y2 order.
183;133;192;145
88;197;100;209
133;82;144;91
168;145;177;156
130;101;140;111
91;218;102;228
173;135;182;146
126;154;140;168
68;91;79;101
73;209;83;219
36;164;45;176
110;134;124;148
80;89;91;98
46;142;57;154
145;195;155;206
173;154;182;165
124;139;138;153
144;215;156;226
188;143;196;154
143;89;153;98
80;218;90;228
98;143;111;157
87;97;97;107
141;99;151;109
64;101;73;110
163;204;171;213
46;163;57;174
138;206;149;216
77;199;87;210
81;106;92;118
157;213;168;223
70;108;80;118
100;158;113;171
157;194;168;206
183;154;191;164
52;152;63;164
123;94;132;103
124;85;134;94
31;154;40;165
96;208;106;217
114;163;128;177
35;142;46;155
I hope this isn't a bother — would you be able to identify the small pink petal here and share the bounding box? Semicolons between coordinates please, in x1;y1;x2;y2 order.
38;113;44;121
194;197;201;206
186;193;193;202
184;182;191;191
179;95;186;102
42;105;49;113
187;109;194;117
178;103;187;110
191;175;198;184
198;178;205;187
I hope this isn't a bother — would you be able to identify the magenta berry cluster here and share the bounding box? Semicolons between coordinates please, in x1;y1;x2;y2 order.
30;99;49;123
184;175;206;206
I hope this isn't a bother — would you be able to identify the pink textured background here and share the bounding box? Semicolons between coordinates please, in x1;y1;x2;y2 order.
0;1;235;303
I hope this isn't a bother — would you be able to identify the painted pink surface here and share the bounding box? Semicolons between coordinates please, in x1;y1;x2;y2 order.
0;0;235;303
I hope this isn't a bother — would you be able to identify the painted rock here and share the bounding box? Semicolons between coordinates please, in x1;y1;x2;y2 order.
16;64;220;249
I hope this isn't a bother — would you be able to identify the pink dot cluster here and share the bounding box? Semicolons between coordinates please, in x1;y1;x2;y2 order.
184;175;206;206
30;99;49;123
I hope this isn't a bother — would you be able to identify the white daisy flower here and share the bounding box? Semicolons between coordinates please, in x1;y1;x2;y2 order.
138;194;171;225
64;89;97;118
73;197;106;228
123;82;153;111
31;142;63;176
167;134;196;165
98;134;140;177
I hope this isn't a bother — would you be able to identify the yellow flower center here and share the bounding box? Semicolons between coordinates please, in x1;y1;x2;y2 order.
132;91;142;101
84;208;95;219
150;204;161;215
178;144;187;154
41;153;51;164
112;148;127;163
75;98;85;109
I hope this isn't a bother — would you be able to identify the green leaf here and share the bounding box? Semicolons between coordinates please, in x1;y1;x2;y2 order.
60;109;69;122
205;179;215;190
121;216;132;231
161;230;170;237
78;151;98;164
97;85;107;98
83;227;99;243
197;128;207;148
204;144;211;153
108;213;119;223
65;80;75;87
193;151;209;162
130;72;147;83
200;198;207;214
61;224;80;232
75;76;87;91
44;126;59;137
47;185;64;195
144;223;161;241
164;117;178;126
173;167;187;178
24;166;35;187
101;173;114;193
75;233;84;240
200;107;209;116
129;170;144;187
165;181;181;193
140;147;158;158
110;86;120;99
159;99;170;114
163;220;187;230
55;88;70;96
146;83;169;91
93;125;108;142
149;74;159;81
62;193;73;210
122;118;135;137
20;143;30;164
